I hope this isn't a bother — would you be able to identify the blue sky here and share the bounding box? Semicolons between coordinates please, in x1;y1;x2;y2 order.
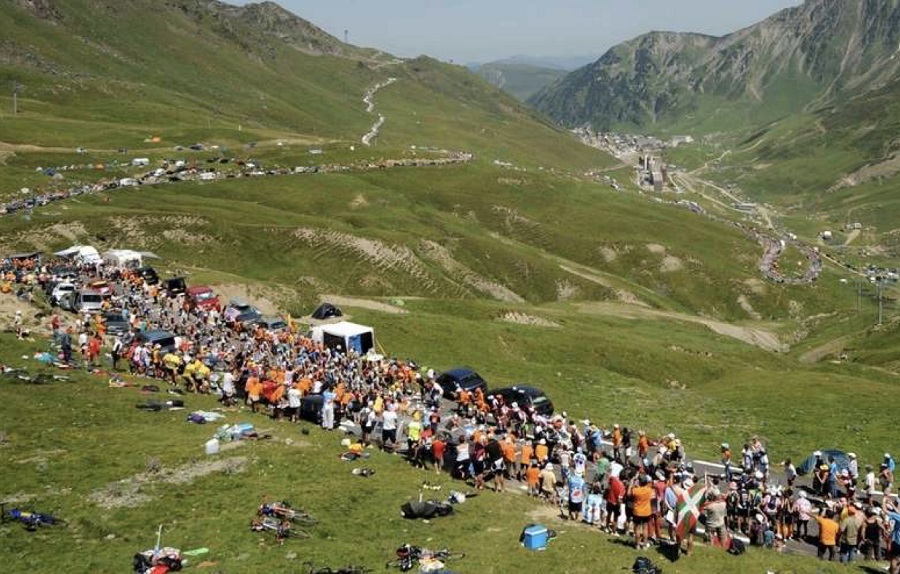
230;0;802;63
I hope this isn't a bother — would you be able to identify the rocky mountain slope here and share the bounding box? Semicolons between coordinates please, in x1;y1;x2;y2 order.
530;0;900;131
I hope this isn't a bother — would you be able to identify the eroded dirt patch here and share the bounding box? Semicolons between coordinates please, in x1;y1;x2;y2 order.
498;311;560;328
89;456;248;509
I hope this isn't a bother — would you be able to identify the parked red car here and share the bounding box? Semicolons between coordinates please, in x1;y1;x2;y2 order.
186;285;220;311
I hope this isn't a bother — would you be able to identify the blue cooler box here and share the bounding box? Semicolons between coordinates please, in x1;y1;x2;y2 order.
523;524;548;550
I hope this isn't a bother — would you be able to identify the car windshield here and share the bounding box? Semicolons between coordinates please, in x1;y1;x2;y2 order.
195;291;215;300
57;285;74;292
531;396;549;407
81;294;102;303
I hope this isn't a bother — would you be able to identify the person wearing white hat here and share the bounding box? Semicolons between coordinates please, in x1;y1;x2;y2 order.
793;490;813;540
539;462;557;505
848;453;859;484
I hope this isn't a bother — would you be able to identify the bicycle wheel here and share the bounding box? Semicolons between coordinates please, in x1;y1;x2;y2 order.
384;558;410;570
435;549;465;561
286;527;310;539
290;513;318;526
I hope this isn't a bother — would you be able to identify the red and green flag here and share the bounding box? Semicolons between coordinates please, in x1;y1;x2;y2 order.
675;482;707;542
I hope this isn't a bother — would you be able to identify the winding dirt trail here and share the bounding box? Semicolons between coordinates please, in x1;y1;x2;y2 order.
361;77;397;146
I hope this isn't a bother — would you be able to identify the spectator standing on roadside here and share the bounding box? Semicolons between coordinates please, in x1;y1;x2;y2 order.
865;464;877;504
783;458;797;487
539;462;557;504
839;502;863;564
793;491;813;540
704;491;729;548
629;474;654;549
606;468;626;533
721;443;732;481
885;501;900;574
567;468;586;521
848;453;859;485
815;508;840;561
381;404;398;449
111;335;123;370
60;327;72;364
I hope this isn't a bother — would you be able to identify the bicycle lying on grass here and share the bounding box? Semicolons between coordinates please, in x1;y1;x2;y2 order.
258;497;318;526
250;516;310;543
1;503;67;531
385;544;465;571
302;561;372;574
0;367;70;385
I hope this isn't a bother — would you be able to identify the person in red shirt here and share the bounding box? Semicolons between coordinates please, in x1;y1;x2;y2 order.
88;334;102;368
606;472;626;533
431;437;445;475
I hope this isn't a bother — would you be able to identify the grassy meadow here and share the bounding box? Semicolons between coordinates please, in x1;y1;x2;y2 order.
0;332;875;574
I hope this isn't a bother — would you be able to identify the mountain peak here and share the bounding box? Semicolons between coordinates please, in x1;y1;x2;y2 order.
531;0;900;131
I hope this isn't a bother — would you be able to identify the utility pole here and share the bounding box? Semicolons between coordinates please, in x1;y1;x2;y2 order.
344;29;349;44
11;81;22;115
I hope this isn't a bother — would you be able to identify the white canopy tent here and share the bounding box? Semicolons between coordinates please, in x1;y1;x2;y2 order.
103;249;144;269
54;245;102;265
309;321;375;354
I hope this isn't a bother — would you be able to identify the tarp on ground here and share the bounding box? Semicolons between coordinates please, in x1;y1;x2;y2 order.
400;500;453;519
796;449;850;476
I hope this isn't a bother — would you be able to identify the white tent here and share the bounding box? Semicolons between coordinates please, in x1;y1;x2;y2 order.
55;245;101;265
309;321;375;354
103;249;143;269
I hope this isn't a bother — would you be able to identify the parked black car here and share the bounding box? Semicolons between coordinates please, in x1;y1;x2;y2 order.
225;298;262;324
136;266;160;285
135;329;177;354
436;367;488;399
487;385;554;417
161;277;187;296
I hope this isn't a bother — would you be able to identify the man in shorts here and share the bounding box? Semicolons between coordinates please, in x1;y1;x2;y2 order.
629;474;654;549
605;469;625;533
885;501;900;574
567;469;586;521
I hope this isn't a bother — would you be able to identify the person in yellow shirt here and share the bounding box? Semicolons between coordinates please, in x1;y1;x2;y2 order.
815;508;839;561
195;361;211;393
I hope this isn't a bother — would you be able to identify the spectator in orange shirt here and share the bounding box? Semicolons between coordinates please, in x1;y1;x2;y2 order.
535;439;549;464
519;441;534;481
245;373;262;413
525;461;541;497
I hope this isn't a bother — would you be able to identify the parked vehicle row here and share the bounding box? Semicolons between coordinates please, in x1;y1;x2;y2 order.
435;367;554;417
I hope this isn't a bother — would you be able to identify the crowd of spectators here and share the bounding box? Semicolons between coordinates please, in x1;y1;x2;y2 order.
4;255;900;569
